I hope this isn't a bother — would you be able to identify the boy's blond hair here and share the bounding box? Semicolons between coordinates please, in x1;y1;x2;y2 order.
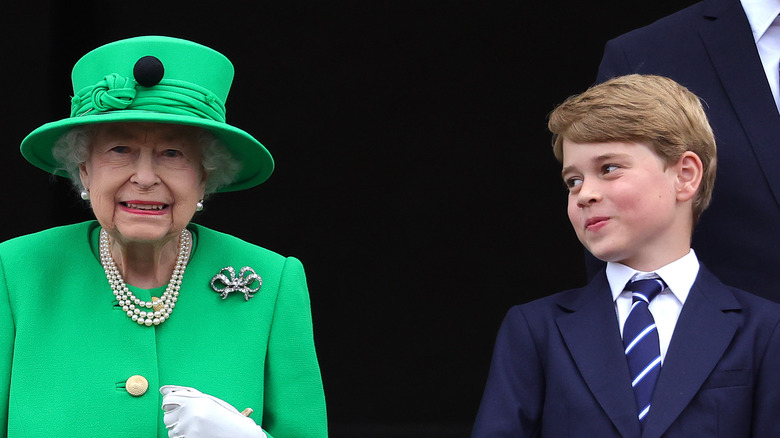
548;74;717;224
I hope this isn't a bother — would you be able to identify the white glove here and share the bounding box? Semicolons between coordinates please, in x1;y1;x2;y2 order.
160;385;267;438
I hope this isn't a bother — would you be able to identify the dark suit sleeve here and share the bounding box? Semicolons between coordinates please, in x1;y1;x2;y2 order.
751;318;780;436
596;38;632;83
472;306;544;437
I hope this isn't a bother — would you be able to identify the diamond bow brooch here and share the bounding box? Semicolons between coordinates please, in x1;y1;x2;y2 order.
210;266;262;301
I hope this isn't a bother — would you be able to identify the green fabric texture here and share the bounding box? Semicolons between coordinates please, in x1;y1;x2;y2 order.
71;75;227;122
20;36;274;192
0;221;327;437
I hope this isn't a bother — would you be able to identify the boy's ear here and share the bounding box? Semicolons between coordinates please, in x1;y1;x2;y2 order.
674;151;703;202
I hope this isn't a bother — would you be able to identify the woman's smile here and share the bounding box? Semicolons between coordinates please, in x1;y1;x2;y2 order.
120;201;169;215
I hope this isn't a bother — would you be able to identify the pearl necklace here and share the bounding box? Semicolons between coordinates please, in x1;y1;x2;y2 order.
99;228;191;326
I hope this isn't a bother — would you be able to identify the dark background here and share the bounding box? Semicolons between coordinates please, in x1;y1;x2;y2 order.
3;1;697;436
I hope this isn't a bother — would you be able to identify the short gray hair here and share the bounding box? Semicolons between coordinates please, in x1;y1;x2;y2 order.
52;124;241;196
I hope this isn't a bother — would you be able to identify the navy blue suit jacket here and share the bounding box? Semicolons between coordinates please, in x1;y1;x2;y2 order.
592;0;780;302
472;266;780;437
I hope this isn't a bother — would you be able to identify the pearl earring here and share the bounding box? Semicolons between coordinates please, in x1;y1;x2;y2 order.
80;189;90;200
196;200;204;212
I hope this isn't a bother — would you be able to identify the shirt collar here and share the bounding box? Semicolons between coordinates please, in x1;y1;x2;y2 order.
741;0;780;42
606;249;700;305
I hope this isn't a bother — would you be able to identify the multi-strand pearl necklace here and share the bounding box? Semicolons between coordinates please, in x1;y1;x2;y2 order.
99;228;191;326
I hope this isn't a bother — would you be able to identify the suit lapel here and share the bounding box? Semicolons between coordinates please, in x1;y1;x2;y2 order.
699;0;780;207
641;267;740;438
556;274;641;438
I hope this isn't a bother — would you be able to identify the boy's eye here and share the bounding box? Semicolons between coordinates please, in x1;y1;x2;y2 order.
603;164;619;174
565;177;583;190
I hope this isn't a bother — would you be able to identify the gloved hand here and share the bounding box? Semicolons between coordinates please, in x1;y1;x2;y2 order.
160;385;267;438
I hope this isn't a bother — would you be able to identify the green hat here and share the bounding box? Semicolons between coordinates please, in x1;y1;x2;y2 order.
20;35;274;192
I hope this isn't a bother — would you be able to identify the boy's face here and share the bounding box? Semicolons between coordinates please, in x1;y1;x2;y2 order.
561;139;692;271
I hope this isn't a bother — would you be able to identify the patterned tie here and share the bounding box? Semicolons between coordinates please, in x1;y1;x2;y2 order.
623;277;665;426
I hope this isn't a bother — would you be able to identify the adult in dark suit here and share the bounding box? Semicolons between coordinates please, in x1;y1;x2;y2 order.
472;75;780;437
593;0;780;302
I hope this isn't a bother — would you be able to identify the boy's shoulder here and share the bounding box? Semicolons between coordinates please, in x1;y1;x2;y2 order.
691;265;780;322
715;283;780;326
506;275;610;328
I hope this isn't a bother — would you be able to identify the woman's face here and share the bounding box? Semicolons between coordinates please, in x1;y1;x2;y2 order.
79;122;206;246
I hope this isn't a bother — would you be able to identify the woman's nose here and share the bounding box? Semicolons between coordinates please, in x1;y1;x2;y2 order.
129;153;160;188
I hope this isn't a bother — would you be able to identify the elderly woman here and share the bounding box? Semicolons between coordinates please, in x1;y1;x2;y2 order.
0;36;327;437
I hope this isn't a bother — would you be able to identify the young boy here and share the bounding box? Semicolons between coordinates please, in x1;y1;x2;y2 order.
472;74;780;437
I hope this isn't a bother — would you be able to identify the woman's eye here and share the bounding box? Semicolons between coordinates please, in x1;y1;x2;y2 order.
110;146;129;154
163;149;182;158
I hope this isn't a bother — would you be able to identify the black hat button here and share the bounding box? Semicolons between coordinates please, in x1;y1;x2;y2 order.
133;56;165;87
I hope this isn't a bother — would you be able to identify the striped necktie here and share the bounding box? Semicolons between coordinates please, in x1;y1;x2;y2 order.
623;277;666;426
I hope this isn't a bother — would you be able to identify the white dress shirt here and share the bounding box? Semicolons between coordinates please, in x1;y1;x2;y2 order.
606;250;699;364
742;0;780;113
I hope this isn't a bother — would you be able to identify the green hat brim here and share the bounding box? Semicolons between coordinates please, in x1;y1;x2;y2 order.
21;111;274;193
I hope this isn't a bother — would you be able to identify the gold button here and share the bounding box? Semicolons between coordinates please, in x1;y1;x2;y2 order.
126;375;149;397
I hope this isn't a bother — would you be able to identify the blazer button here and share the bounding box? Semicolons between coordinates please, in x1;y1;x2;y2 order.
126;375;149;397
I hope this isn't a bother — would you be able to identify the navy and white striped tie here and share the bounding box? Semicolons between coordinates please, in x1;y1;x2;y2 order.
623;277;665;426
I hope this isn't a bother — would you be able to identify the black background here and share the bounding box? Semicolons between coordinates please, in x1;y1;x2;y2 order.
2;1;697;436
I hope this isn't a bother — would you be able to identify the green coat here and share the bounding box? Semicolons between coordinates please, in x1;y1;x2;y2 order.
0;221;327;437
